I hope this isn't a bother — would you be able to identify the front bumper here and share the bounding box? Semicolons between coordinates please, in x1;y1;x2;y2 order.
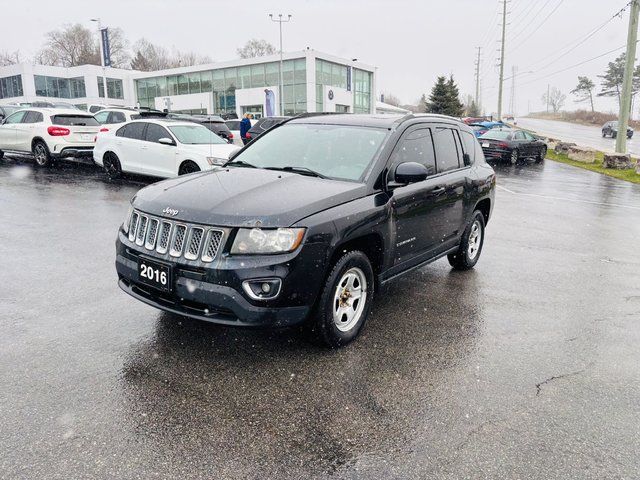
115;230;328;327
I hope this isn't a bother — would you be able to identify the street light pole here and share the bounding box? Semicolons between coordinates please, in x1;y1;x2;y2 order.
90;18;108;103
269;13;292;116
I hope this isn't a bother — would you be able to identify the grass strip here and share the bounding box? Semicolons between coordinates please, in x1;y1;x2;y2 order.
546;149;640;184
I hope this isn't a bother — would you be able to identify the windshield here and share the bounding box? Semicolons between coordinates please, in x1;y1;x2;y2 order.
481;130;512;140
230;123;388;182
168;124;228;145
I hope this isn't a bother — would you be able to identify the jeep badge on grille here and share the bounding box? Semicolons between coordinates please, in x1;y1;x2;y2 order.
162;207;179;217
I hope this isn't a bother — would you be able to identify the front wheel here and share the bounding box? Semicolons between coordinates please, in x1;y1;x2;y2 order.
612;131;617;139
307;251;374;348
178;160;200;175
33;141;52;167
0;150;4;160
448;211;486;271
602;130;607;138
510;149;519;165
535;146;547;163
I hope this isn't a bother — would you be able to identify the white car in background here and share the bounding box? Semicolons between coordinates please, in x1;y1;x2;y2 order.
93;108;168;133
0;108;100;166
93;119;240;179
225;118;256;147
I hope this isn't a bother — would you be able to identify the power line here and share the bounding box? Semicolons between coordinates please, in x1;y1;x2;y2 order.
509;0;554;44
510;0;566;53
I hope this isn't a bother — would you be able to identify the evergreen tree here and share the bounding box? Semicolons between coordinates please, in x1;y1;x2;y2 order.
570;76;595;113
426;76;450;114
426;75;464;116
598;53;640;106
445;75;464;117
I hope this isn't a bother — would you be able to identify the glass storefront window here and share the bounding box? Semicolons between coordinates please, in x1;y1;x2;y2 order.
224;68;237;90
167;76;178;96
200;71;212;92
238;66;251;89
34;76;47;97
0;75;23;99
265;63;278;86
251;64;265;88
282;60;294;85
177;75;189;95
188;72;201;94
213;70;224;91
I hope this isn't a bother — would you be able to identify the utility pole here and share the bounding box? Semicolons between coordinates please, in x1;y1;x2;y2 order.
474;47;481;107
269;13;292;116
497;0;508;120
616;0;640;154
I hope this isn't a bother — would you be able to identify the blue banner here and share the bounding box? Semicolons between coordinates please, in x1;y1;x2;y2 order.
265;89;275;116
101;28;111;67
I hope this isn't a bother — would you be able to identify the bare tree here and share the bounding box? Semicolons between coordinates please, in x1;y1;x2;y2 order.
0;50;21;66
171;48;212;67
36;23;129;68
381;92;401;106
237;39;276;59
131;39;211;71
541;87;566;113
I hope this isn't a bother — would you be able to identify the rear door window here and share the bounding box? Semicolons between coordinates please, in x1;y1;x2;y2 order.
118;122;146;140
94;111;109;124
23;111;44;124
433;127;462;173
52;115;99;126
109;112;127;124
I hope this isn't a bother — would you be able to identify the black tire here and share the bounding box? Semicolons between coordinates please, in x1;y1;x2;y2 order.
535;146;547;163
448;211;486;271
510;149;519;165
602;130;607;138
33;141;52;167
307;251;374;348
178;160;200;175
103;152;122;179
612;131;617;139
0;150;4;160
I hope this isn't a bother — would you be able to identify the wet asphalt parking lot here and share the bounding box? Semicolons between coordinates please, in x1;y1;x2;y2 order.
1;154;639;479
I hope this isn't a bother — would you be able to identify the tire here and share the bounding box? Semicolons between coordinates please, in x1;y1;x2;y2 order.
612;131;617;139
307;251;374;348
510;149;519;165
103;152;122;179
33;141;52;167
602;130;607;138
178;160;200;175
448;211;486;271
535;146;547;163
0;150;4;160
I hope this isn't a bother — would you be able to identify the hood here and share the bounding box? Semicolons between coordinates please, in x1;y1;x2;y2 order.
133;167;367;227
179;143;239;159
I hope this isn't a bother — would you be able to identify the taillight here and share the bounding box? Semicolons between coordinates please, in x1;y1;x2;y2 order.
498;142;508;148
47;126;70;136
100;128;109;132
228;132;234;138
246;132;251;139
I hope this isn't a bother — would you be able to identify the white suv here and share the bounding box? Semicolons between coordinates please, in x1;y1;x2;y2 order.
93;118;240;179
0;108;100;166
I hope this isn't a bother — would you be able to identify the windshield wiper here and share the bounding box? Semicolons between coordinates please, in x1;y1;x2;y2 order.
264;166;328;179
223;159;257;168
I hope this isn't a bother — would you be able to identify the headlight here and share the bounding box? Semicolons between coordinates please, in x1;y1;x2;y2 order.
231;228;305;254
206;157;226;166
122;205;134;234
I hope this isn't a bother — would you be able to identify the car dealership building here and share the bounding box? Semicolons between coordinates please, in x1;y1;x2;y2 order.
0;50;376;118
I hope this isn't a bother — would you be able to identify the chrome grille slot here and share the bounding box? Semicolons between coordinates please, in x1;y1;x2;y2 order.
170;224;187;257
135;215;148;246
156;221;172;254
145;218;159;250
185;228;204;260
202;230;224;262
128;212;139;242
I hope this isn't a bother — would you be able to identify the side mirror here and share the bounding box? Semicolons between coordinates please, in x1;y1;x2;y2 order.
158;137;175;146
393;162;428;185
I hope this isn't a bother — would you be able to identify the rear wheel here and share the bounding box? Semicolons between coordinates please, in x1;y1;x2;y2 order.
510;149;519;165
33;141;52;167
0;150;4;160
612;131;617;139
535;146;547;163
307;251;374;348
602;130;607;138
448;211;485;271
178;160;200;175
103;152;122;179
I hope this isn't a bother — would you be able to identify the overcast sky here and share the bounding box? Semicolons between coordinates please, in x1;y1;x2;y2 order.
6;0;634;115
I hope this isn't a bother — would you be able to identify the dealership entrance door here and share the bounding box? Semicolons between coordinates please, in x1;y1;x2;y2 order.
242;105;263;119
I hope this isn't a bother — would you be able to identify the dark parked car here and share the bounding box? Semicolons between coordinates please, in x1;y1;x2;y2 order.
245;116;290;143
602;121;633;139
169;114;234;143
479;129;547;164
0;104;23;121
115;114;496;347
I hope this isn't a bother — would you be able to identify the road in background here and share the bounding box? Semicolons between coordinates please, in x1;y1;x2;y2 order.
1;157;640;479
517;117;640;156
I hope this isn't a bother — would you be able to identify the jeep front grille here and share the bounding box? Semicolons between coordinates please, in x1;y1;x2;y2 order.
128;211;224;262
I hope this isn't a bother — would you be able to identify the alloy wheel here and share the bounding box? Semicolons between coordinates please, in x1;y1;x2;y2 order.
467;220;482;260
332;267;367;332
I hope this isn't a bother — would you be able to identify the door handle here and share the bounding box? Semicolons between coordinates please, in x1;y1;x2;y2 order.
431;186;446;195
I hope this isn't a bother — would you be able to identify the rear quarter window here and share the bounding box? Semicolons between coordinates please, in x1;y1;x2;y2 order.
460;131;477;165
52;115;99;126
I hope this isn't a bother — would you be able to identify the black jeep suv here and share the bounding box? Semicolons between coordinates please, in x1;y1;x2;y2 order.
115;114;496;347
